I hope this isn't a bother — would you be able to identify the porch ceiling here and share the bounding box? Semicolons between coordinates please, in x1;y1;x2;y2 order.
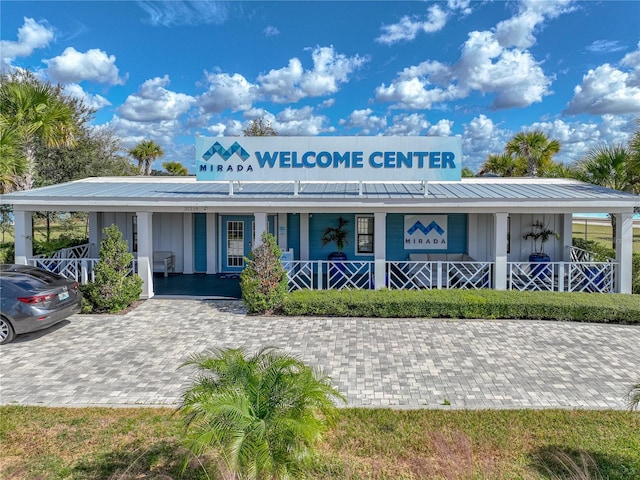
2;176;638;212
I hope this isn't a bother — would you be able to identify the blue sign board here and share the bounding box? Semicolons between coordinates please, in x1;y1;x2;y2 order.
196;136;462;182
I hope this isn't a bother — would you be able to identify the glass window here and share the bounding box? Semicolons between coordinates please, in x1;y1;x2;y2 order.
227;221;244;267
356;216;374;254
132;216;138;253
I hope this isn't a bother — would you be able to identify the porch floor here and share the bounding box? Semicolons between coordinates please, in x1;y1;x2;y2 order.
152;273;241;299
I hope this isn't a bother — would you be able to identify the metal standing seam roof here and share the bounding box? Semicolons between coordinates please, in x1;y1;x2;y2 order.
2;177;639;207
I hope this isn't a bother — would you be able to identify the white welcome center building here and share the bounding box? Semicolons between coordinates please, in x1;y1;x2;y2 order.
3;136;638;297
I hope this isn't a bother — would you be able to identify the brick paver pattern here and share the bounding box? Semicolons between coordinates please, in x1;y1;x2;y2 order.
1;299;638;409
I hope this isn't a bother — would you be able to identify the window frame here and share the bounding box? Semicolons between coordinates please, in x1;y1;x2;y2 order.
355;215;374;255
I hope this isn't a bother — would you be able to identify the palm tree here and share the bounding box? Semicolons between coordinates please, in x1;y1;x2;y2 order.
629;383;640;411
162;161;188;176
572;143;636;249
0;72;79;190
179;346;344;479
505;130;560;177
478;152;517;177
0;123;25;193
129;140;164;175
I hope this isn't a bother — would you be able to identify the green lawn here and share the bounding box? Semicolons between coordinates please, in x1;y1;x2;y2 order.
1;406;638;479
572;220;640;255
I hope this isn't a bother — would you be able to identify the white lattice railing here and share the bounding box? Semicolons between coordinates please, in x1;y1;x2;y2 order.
386;261;493;290
509;262;559;291
568;262;615;293
286;261;316;291
508;261;616;293
387;261;436;290
285;260;374;291
570;246;594;262
447;262;493;289
28;258;138;284
326;260;373;290
32;243;90;260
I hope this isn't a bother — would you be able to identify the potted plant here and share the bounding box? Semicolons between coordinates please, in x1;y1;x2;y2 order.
522;220;559;262
320;216;350;262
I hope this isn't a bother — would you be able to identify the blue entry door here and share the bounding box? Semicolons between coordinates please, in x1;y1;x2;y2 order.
193;213;207;272
222;215;254;273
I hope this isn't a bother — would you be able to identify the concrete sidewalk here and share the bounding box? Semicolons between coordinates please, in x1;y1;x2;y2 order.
0;299;638;409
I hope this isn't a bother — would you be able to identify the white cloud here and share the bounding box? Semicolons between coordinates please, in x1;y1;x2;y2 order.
258;58;305;102
586;40;627;54
531;115;637;163
264;26;280;37
258;46;368;103
1;17;54;68
339;108;387;135
376;0;475;45
44;47;126;85
427;119;455;136
118;75;196;122
199;71;258;113
100;115;181;159
273;106;334;135
63;83;111;110
376;28;552;110
495;0;574;49
462;115;510;171
565;42;640;115
456;33;552;109
138;0;229;27
384;113;429;136
376;4;447;45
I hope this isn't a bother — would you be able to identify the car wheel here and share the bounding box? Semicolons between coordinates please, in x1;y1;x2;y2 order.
0;317;15;345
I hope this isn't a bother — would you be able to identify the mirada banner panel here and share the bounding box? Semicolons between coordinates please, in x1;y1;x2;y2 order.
196;136;462;182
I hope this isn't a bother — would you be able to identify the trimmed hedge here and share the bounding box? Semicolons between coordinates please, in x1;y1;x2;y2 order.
281;289;640;323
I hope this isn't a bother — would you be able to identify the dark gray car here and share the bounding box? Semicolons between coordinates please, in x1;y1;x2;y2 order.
0;264;82;344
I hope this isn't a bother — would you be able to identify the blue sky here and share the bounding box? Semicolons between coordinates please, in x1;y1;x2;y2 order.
2;0;639;173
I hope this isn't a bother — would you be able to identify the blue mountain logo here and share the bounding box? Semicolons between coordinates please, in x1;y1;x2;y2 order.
407;221;445;236
202;141;250;162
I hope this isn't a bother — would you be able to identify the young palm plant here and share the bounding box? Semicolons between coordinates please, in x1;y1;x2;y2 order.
179;346;345;479
628;383;640;411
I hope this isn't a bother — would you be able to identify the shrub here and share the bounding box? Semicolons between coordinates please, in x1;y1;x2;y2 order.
0;242;14;263
282;289;640;323
573;238;639;295
240;231;288;314
633;254;640;295
179;346;345;479
82;224;142;313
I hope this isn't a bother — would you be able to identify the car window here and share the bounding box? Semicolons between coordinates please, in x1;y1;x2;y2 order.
0;273;48;289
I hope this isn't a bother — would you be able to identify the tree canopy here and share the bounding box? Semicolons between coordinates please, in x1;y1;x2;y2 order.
479;130;561;177
243;117;278;136
129;140;164;176
0;70;84;192
1;70;133;193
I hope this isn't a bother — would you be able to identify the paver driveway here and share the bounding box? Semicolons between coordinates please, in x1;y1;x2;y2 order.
0;299;638;409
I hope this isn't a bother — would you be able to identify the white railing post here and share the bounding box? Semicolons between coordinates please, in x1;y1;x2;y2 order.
81;259;88;284
558;263;565;292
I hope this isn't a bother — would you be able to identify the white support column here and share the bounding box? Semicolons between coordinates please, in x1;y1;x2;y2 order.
300;213;310;260
616;212;633;294
254;212;268;248
206;213;217;274
88;212;100;258
136;211;154;299
183;213;194;274
374;212;387;289
13;210;33;265
467;214;478;260
493;212;508;290
277;213;288;250
561;213;573;262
